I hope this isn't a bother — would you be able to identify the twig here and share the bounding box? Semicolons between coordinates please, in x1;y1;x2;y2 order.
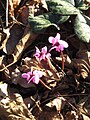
61;51;64;70
6;0;8;27
40;79;51;90
30;96;42;112
41;93;90;105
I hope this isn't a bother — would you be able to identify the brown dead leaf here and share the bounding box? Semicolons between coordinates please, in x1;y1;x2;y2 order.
27;0;48;10
0;83;36;120
0;24;38;72
72;50;90;79
3;24;23;54
9;0;21;19
81;113;90;120
38;111;64;120
0;28;10;50
65;110;83;120
46;97;65;112
78;96;90;117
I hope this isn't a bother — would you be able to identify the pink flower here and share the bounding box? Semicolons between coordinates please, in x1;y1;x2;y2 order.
34;46;51;61
48;33;68;52
22;70;43;84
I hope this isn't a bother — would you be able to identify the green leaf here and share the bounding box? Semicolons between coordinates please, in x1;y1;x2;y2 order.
41;13;70;24
47;0;80;15
28;16;59;33
83;15;90;26
74;13;90;43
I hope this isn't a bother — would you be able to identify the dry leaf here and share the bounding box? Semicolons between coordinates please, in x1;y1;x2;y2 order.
78;96;90;116
38;111;64;120
0;28;10;50
0;24;38;71
46;97;65;112
81;113;90;120
9;0;21;19
3;24;23;54
0;82;8;97
0;94;35;120
73;50;90;79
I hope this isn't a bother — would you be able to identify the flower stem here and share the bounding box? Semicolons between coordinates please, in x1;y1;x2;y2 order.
39;80;51;90
61;51;64;70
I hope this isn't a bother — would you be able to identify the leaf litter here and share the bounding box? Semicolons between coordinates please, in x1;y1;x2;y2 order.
0;0;90;120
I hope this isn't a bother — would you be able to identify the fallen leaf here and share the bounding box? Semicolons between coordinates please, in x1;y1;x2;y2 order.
0;24;38;71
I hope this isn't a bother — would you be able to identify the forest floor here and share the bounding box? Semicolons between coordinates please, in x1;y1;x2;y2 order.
0;0;90;120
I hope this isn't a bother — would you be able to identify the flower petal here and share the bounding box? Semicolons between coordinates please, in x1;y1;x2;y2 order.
34;47;40;58
46;53;51;59
27;71;32;76
59;40;68;48
42;46;47;54
27;76;34;84
33;75;40;84
35;46;40;53
56;45;64;52
55;33;60;41
48;37;56;44
34;70;43;78
22;73;30;81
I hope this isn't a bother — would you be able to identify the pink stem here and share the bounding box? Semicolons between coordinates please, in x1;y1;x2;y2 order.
61;51;64;70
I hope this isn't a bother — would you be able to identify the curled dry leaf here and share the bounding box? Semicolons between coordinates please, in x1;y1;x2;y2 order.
0;83;36;120
0;28;10;50
46;97;65;112
0;82;8;97
72;50;90;79
3;24;24;54
78;96;90;117
0;24;38;72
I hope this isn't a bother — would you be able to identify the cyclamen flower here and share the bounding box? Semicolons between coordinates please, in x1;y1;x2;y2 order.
22;70;43;84
34;46;51;61
48;33;68;52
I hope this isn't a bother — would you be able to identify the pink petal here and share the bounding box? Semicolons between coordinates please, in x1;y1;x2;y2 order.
27;76;34;84
55;33;60;41
22;73;30;81
42;46;47;54
59;40;68;48
41;54;46;60
57;44;64;52
46;53;51;59
27;71;33;76
35;47;40;53
48;37;55;44
33;75;40;84
33;70;43;78
56;47;61;52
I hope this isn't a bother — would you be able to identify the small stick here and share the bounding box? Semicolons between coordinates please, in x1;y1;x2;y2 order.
6;0;8;27
61;51;64;70
40;79;51;90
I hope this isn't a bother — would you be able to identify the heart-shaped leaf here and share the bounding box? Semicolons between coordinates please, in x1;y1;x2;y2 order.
74;13;90;43
28;15;59;33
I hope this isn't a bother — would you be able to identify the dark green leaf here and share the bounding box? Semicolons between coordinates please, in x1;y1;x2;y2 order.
28;16;59;33
47;0;80;15
74;13;90;43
